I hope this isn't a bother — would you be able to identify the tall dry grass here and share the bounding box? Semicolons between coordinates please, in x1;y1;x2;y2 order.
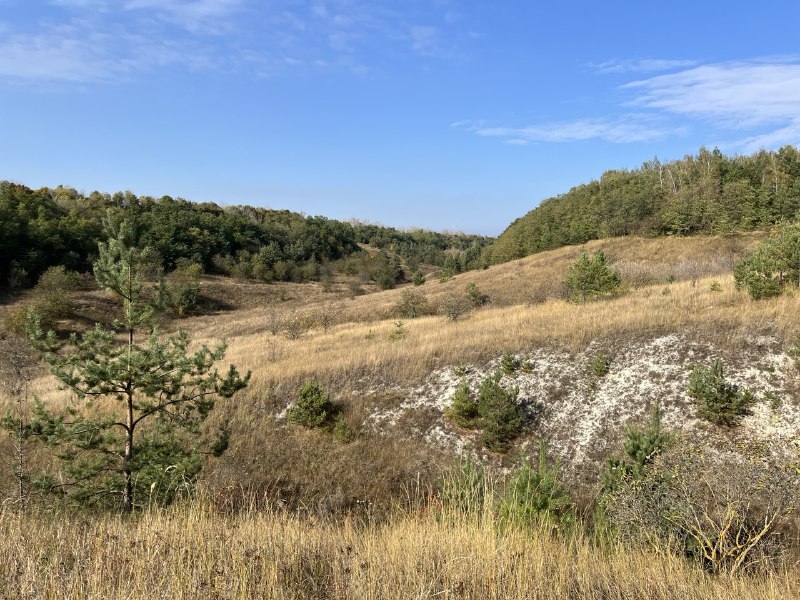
0;500;797;600
199;272;799;405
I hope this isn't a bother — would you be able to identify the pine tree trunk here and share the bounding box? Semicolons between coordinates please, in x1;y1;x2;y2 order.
123;310;135;512
123;396;134;512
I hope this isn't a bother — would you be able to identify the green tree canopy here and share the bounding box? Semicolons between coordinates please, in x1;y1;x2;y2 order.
26;214;250;511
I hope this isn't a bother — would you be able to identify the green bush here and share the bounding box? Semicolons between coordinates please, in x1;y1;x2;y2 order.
465;282;486;307
395;290;430;318
500;351;519;376
477;372;522;452
733;224;800;299
167;261;203;316
601;405;674;493
34;266;81;319
446;379;479;428
563;250;621;303
439;292;472;321
498;443;574;531
688;359;754;426
287;379;338;428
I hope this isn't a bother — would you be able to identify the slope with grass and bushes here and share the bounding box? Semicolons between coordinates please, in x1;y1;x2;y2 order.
3;180;800;596
485;145;800;265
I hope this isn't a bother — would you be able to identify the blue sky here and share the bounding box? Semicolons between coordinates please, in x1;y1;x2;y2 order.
2;1;800;235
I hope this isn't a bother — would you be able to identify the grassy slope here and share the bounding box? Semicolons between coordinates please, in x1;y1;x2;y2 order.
8;230;800;508
2;231;800;598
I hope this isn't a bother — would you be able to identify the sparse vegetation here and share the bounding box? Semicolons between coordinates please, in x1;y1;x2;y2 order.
605;437;797;575
587;351;612;378
688;359;755;426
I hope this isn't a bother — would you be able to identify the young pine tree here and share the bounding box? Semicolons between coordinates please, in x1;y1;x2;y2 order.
563;250;621;303
28;215;250;511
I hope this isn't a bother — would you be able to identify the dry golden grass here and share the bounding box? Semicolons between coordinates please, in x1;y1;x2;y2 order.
163;232;779;394
0;500;797;600
198;271;799;400
1;233;799;598
7;232;794;504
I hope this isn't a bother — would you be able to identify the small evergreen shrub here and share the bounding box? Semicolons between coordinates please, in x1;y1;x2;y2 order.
388;320;407;341
498;442;574;531
688;359;754;426
287;379;338;428
332;414;355;443
446;379;479;428
500;351;520;376
563;250;621;303
412;270;426;286
587;352;611;378
477;372;522;453
601;405;674;493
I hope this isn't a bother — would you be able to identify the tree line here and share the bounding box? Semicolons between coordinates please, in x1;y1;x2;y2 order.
0;182;491;289
486;145;800;264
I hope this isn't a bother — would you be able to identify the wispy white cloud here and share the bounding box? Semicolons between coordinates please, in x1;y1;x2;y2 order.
0;35;110;83
0;0;475;86
460;57;800;150
123;0;244;34
590;58;698;74
738;118;800;152
0;15;217;84
49;0;109;8
625;58;800;128
455;115;680;145
409;25;443;57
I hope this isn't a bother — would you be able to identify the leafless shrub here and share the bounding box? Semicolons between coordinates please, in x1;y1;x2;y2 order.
438;293;472;322
605;437;798;575
315;301;339;332
281;310;311;340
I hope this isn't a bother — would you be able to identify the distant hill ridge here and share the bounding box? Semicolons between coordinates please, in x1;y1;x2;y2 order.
0;182;490;288
485;146;800;265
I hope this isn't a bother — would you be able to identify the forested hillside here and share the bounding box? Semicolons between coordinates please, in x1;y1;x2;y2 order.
486;146;800;264
0;182;490;289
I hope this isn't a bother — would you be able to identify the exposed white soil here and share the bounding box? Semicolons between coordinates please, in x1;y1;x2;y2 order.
363;333;800;473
